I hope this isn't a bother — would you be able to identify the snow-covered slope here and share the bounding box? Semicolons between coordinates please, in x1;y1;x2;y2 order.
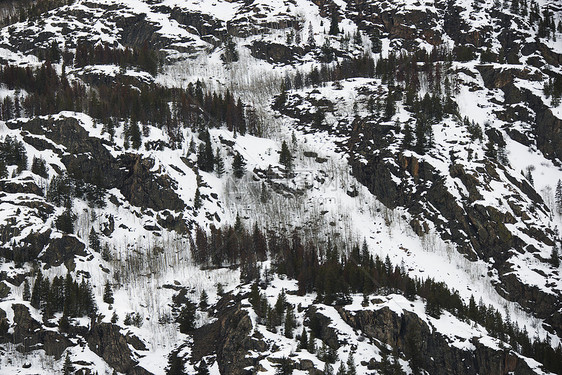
0;0;561;374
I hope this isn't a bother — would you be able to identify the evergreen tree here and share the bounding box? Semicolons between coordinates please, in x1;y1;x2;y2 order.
63;352;74;375
329;12;340;35
177;299;197;333
279;140;293;173
555;179;562;215
166;349;185;375
232;152;246;178
23;279;31;301
196;358;210;375
56;207;75;234
346;352;357;375
550;246;560;268
103;281;114;304
129;120;142;150
336;361;347;375
401;123;413;150
31;271;43;309
194;187;202;210
299;328;308;350
89;228;101;252
284;307;295;338
276;356;293;375
215;148;225;176
260;181;270;203
199;290;209;310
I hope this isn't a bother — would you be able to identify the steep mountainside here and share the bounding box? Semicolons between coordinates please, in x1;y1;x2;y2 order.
0;0;561;374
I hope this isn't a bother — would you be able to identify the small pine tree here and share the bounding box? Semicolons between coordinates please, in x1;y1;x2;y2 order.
23;279;31;301
63;352;74;375
194;188;202;210
299;328;308;351
232;152;246;178
166;349;186;375
336;361;347;375
103;281;114;304
197;358;210;375
551;246;560;268
346;352;357;375
555;179;562;215
279;141;293;173
260;181;269;203
89;228;100;252
284;307;295;338
329;12;340;35
215;149;225;176
129;121;142;150
199;290;209;310
402;123;413;150
177;299;197;333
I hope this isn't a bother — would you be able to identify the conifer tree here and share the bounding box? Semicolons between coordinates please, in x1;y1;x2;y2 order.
402;123;413;150
103;281;114;304
329;12;340;35
129;120;142;150
279;140;293;174
31;271;43;309
299;328;308;351
232;152;246;178
166;349;185;375
177;299;197;333
196;358;210;375
346;352;357;375
23;279;31;301
89;228;100;252
63;352;74;375
215;148;225;176
199;290;208;310
551;246;560;268
284;307;295;338
194;187;202;210
555;179;562;215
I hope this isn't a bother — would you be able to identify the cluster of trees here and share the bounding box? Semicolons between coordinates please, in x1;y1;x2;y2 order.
0;135;28;177
73;41;158;75
192;220;562;374
46;172;105;209
544;75;562;107
0;0;75;27
0;63;254;148
191;220;267;277
249;287;296;338
25;271;96;325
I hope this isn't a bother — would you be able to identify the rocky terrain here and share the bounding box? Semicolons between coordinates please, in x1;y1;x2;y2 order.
0;0;560;374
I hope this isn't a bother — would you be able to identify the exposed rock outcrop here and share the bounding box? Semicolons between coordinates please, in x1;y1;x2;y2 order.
192;294;267;375
338;306;537;375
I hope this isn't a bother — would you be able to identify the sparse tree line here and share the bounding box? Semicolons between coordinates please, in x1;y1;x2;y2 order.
23;270;96;326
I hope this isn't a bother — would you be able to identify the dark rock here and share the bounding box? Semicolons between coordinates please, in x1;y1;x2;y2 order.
192;294;267;375
12;304;72;358
39;235;87;270
339;306;537;375
0;282;10;300
7;116;185;211
249;41;307;64
87;322;149;374
0;180;43;195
